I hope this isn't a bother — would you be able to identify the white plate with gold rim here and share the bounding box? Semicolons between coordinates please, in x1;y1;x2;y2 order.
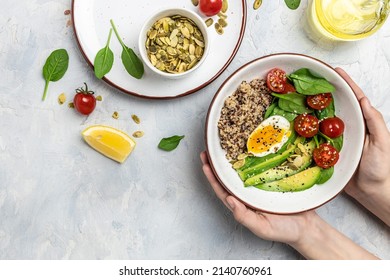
72;0;247;99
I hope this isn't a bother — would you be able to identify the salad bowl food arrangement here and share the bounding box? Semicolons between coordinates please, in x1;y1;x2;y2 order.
205;53;365;214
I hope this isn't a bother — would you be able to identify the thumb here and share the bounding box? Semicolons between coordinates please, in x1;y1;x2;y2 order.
226;196;265;235
360;97;389;143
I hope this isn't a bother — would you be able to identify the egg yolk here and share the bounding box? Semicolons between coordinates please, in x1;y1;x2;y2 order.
248;125;288;154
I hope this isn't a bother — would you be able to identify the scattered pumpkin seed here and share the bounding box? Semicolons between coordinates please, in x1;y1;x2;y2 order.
58;93;66;105
205;18;214;27
218;12;228;19
96;95;103;101
68;102;74;108
222;0;229;13
132;131;144;138
131;114;141;124
145;15;205;74
191;0;199;6
218;18;228;28
112;111;119;119
253;0;263;10
214;22;224;35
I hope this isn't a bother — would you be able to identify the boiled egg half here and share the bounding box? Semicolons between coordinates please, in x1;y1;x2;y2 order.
247;115;291;157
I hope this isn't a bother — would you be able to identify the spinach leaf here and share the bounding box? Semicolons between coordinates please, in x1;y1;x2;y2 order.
272;93;313;114
319;132;343;152
94;28;114;79
264;100;278;119
316;167;334;184
42;49;69;101
289;68;335;95
270;106;298;121
110;19;144;79
315;96;335;120
284;0;301;10
158;135;185;151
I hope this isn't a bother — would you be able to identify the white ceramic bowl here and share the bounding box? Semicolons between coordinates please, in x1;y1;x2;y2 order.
205;53;365;214
138;8;209;79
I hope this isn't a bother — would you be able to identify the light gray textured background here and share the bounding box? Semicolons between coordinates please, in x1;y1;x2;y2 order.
1;0;389;259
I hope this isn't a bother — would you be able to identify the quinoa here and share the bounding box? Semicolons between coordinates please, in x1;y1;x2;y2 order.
218;78;273;161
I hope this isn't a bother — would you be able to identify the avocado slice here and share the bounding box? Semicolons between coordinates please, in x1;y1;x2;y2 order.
238;136;305;181
254;166;322;192
244;139;316;186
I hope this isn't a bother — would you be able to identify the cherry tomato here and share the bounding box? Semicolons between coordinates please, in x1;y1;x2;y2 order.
307;93;333;110
320;116;345;138
313;143;340;168
282;82;296;94
74;83;96;115
266;68;287;93
199;0;223;17
294;114;319;138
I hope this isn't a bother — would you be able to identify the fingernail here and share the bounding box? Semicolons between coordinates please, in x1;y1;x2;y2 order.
226;197;235;210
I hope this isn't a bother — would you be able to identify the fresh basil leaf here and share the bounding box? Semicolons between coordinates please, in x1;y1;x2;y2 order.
316;167;334;184
42;49;69;101
289;68;335;95
94;28;114;79
284;0;301;10
158;135;185;151
110;19;144;79
273;93;313;114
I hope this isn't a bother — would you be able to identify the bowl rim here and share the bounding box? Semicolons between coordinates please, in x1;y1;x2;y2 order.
204;52;365;214
138;7;210;79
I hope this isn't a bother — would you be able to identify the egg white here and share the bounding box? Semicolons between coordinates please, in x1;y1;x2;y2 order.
247;115;291;157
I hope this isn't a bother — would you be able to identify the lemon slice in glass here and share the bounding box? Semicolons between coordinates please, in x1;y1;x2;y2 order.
82;125;136;163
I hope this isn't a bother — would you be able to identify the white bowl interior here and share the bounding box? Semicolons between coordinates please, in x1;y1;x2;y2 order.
206;53;365;214
139;8;209;79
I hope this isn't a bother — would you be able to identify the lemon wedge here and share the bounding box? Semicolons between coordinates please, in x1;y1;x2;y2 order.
82;125;136;163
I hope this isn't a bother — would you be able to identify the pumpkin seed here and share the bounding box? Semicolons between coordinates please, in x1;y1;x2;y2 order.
58;93;66;105
222;0;229;13
253;0;262;10
145;15;205;74
214;22;224;35
131;114;141;124
237;153;248;160
96;95;103;101
112;111;119;119
191;0;199;6
218;12;228;19
68;102;74;108
233;159;245;169
205;18;214;27
218;18;228;27
132;131;144;138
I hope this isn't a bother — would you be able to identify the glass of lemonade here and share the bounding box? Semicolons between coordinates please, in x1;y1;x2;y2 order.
306;0;389;41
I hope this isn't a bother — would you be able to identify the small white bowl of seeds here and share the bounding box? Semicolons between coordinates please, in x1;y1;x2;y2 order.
139;8;209;79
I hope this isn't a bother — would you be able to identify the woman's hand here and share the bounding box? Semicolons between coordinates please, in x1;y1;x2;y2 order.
336;67;390;226
200;151;378;259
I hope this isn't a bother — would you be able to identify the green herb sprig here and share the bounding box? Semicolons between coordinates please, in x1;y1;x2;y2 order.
42;49;69;101
284;0;301;10
158;135;185;151
94;28;114;79
110;19;144;79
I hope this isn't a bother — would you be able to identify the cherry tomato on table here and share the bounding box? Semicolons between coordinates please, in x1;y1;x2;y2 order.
294;114;319;138
199;0;223;17
313;143;340;168
74;83;96;115
320;116;345;138
266;68;287;93
307;93;333;110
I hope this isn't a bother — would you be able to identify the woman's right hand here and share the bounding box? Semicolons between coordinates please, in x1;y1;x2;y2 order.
336;68;390;226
